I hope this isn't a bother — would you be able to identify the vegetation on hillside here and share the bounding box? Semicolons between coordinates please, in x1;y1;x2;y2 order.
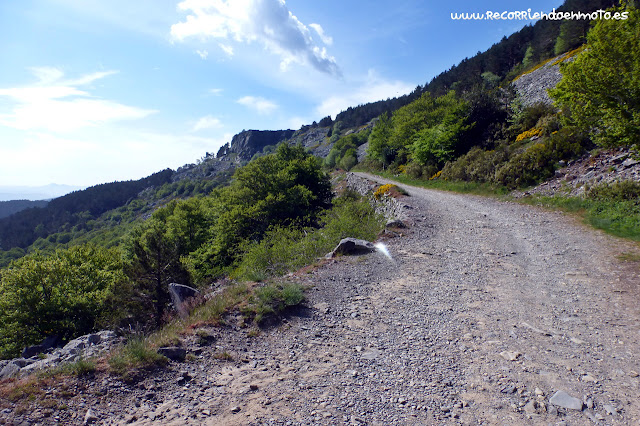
0;144;383;359
0;167;233;268
0;200;48;220
550;5;640;147
0;245;129;358
353;3;638;184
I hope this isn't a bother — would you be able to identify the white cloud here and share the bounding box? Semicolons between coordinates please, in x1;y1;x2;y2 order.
208;88;223;96
237;95;278;115
316;71;414;119
29;66;65;85
218;43;234;57
309;23;332;45
0;68;155;133
196;49;209;59
170;0;340;76
192;114;223;131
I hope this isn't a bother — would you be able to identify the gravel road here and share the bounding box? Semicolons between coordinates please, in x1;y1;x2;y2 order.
9;173;640;425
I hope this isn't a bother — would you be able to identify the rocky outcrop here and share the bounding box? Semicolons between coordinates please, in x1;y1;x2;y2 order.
289;127;331;157
0;330;121;378
514;148;640;198
227;130;296;161
21;335;59;358
512;52;575;107
357;142;369;162
170;155;236;183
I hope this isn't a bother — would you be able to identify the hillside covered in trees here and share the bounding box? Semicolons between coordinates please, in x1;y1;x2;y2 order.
308;0;617;131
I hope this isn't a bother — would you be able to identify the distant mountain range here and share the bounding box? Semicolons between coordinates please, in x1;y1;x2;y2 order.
0;184;82;202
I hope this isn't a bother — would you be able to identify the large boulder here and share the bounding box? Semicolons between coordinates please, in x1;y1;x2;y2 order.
169;283;201;316
326;238;376;258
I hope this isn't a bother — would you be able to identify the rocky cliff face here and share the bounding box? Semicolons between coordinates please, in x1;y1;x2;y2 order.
289;127;331;157
227;129;296;161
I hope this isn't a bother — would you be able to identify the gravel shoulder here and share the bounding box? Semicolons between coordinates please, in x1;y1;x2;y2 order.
5;172;640;425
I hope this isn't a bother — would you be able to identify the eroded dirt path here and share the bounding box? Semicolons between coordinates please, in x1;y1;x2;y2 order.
14;174;639;425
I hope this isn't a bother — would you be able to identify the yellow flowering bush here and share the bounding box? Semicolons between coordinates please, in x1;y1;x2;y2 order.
373;184;397;199
515;128;542;142
429;170;442;180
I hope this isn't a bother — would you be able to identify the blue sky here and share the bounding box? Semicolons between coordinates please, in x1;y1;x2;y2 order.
0;0;562;188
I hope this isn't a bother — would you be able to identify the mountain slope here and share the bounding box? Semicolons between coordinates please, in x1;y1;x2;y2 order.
0;200;48;219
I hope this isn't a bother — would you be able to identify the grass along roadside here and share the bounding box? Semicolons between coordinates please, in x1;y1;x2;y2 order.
107;279;306;378
0;280;308;409
520;195;640;241
361;170;510;197
363;170;640;242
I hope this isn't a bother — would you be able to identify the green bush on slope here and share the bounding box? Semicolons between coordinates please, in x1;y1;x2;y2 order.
0;245;128;358
550;6;640;148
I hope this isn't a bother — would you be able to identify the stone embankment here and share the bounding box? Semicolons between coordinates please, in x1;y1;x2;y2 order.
515;148;640;198
344;172;406;222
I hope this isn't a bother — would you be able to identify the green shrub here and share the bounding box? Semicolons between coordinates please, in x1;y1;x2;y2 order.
494;142;554;188
0;245;127;359
494;128;588;188
184;143;332;284
243;282;305;324
508;101;556;137
441;146;509;182
339;150;358;171
403;161;425;178
234;196;383;281
108;337;168;376
320;196;384;244
325;131;369;170
586;181;640;202
367;91;470;168
233;227;311;281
